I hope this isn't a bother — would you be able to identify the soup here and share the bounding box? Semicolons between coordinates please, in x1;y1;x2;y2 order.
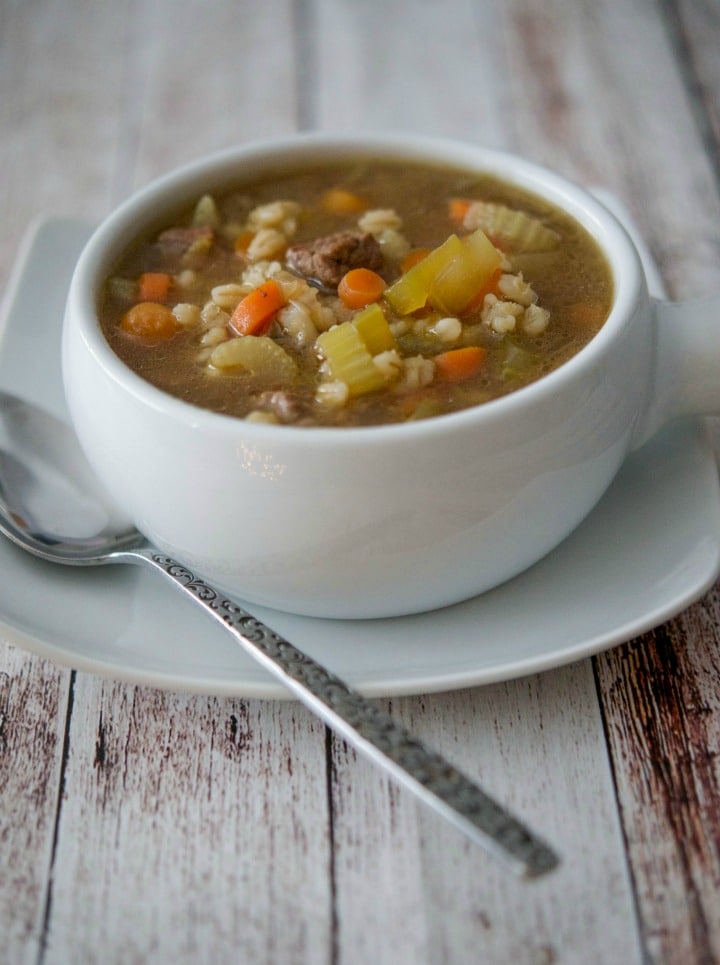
100;160;613;427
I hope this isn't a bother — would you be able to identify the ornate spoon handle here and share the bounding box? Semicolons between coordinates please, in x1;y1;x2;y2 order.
133;548;559;878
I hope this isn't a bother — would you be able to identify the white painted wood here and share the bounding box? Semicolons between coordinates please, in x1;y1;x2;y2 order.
309;0;510;144
497;0;720;298
0;643;69;964
596;599;720;963
1;0;719;962
43;678;331;964
330;665;643;965
118;0;299;195
0;3;127;276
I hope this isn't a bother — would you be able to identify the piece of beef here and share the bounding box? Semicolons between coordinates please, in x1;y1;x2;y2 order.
285;230;383;289
157;224;215;256
254;390;310;425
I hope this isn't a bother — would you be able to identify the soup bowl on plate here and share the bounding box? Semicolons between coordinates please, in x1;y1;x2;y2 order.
62;133;720;619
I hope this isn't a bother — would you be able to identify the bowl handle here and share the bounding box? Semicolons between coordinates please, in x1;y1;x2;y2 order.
632;295;720;449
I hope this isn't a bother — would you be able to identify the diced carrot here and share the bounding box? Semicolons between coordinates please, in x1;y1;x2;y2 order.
234;231;255;256
321;187;367;216
137;272;172;302
229;279;286;336
461;266;503;314
448;198;473;224
400;247;432;273
434;345;488;381
120;302;180;341
337;268;386;309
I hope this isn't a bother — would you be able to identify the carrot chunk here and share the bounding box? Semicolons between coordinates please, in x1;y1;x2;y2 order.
321;188;367;215
400;247;432;273
120;302;179;341
448;198;473;224
233;231;255;256
229;279;285;336
337;268;386;309
137;272;172;302
434;345;488;381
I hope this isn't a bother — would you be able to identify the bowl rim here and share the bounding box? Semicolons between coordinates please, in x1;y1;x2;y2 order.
64;131;646;446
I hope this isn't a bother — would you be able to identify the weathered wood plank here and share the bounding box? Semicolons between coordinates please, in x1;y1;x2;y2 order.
121;0;298;194
0;2;128;282
667;0;720;171
499;0;720;298
2;0;720;961
307;0;509;144
43;678;332;964
595;594;720;963
0;643;70;963
329;664;642;965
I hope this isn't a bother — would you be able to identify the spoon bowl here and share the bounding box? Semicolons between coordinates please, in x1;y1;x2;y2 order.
0;389;558;878
0;391;142;562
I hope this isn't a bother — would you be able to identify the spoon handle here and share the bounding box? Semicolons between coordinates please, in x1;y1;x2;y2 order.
137;549;559;878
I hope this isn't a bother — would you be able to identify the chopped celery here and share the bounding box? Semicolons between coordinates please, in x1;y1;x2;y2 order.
385;229;501;317
430;229;501;314
385;235;465;315
106;277;137;303
192;193;220;228
406;399;446;421
501;341;539;381
209;335;298;382
317;323;386;395
353;303;396;354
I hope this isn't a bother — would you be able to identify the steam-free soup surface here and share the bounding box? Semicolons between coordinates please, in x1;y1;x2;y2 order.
100;159;613;427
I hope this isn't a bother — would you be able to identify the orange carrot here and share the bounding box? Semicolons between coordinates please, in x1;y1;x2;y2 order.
321;187;367;215
234;231;255;256
434;345;488;381
448;198;473;224
137;272;172;302
120;302;179;341
400;247;432;273
337;268;386;309
229;279;285;336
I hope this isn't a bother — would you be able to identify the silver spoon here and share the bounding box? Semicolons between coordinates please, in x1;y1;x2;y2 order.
0;390;558;878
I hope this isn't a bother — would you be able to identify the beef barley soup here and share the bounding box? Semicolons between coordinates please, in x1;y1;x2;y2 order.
100;160;613;427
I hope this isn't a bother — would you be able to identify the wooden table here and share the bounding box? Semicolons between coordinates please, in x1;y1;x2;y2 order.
2;2;719;962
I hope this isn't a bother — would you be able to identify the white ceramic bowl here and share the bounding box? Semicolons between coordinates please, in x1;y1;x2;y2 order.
62;133;720;618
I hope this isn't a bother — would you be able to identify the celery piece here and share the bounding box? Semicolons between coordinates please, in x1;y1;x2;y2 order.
429;229;502;315
209;335;298;382
406;399;446;421
501;341;539;381
386;229;501;317
106;277;137;303
317;322;386;395
353;303;396;354
385;235;466;315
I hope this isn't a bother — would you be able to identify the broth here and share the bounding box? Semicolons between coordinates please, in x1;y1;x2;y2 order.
99;159;613;427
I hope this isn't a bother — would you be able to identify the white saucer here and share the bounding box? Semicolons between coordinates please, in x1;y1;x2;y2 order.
1;218;719;699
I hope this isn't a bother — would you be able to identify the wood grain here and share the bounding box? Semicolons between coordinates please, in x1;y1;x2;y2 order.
329;666;642;964
596;598;720;963
0;645;70;961
44;679;331;964
1;0;720;962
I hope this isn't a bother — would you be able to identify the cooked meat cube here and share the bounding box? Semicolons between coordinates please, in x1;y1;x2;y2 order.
158;224;214;256
285;230;383;289
255;390;311;424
